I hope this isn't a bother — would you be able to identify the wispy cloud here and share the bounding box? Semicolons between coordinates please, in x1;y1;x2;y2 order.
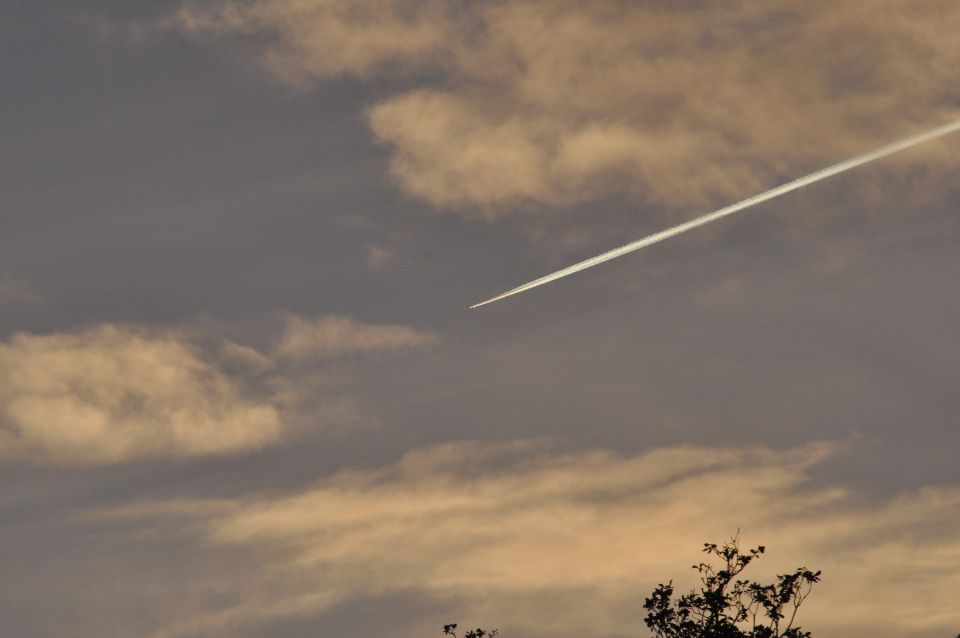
172;1;960;215
365;244;394;271
275;314;439;361
0;325;282;465
0;315;439;465
0;277;42;308
175;0;452;81
105;440;960;638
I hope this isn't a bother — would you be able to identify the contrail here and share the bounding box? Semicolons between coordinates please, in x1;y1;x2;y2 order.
470;120;960;309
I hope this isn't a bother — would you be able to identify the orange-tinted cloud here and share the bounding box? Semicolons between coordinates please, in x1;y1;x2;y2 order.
111;441;960;638
176;0;452;81
0;325;282;465
0;316;439;465
275;314;439;361
174;1;960;216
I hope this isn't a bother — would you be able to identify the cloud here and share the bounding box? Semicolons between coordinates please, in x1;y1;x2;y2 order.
275;314;439;361
0;325;282;465
175;0;452;81
172;1;960;216
365;244;394;271
0;277;42;308
108;441;960;638
0;315;437;465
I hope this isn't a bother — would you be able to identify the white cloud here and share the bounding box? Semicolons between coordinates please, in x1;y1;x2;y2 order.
110;440;960;638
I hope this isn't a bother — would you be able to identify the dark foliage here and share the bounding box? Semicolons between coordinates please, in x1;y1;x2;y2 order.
443;623;498;638
441;537;957;637
643;536;821;638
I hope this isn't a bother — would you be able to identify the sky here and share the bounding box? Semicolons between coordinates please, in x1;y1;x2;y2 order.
2;2;959;637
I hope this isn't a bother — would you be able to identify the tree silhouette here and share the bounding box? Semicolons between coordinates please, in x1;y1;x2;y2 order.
643;535;820;638
443;623;498;638
442;537;817;638
441;539;960;637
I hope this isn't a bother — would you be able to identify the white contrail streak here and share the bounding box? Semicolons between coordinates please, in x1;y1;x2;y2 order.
470;120;960;309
